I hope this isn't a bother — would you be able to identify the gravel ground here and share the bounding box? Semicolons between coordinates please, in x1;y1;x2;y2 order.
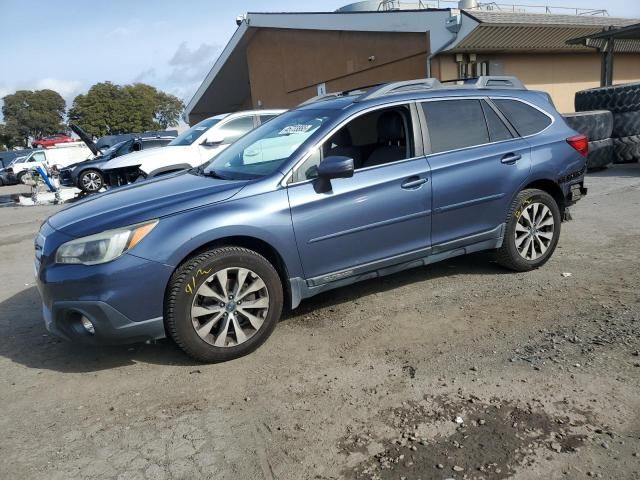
0;167;639;480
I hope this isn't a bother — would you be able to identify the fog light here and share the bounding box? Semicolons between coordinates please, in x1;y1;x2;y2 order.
80;316;95;335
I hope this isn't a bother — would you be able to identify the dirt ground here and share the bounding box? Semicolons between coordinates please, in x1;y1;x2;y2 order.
0;166;639;480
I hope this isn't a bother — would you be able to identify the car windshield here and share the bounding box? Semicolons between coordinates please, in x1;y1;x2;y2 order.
202;109;336;180
168;117;224;146
100;140;128;158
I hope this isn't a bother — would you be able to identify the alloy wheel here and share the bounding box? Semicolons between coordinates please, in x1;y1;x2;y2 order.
515;202;555;260
81;171;102;191
190;267;269;347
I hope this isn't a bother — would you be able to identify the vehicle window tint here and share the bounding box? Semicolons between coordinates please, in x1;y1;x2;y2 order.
481;100;513;142
259;114;277;124
291;105;414;183
493;99;552;137
217;116;255;144
422;99;489;154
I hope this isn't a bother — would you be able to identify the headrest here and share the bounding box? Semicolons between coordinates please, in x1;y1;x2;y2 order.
377;111;405;143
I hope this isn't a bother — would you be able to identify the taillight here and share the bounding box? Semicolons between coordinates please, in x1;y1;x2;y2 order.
566;135;588;157
7;168;13;173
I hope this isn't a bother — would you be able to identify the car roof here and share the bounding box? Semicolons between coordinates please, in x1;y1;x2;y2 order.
296;78;552;113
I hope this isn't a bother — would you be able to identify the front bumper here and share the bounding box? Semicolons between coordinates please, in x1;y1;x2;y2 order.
36;222;174;344
42;300;165;344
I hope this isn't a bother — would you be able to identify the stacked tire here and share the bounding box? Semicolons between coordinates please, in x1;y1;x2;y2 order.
562;110;613;170
575;82;640;164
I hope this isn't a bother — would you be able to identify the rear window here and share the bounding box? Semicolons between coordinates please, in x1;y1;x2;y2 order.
422;99;489;154
481;100;513;142
493;99;552;137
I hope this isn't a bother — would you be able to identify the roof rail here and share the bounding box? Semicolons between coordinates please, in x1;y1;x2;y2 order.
355;78;442;102
441;76;527;90
298;76;526;106
298;83;382;107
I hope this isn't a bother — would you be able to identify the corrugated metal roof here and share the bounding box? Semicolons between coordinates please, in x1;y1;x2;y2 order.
449;23;640;53
464;10;639;27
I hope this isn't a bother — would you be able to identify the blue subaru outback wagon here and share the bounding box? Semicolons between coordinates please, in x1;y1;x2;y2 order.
35;76;588;362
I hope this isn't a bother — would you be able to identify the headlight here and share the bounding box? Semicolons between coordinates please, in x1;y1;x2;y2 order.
55;220;158;265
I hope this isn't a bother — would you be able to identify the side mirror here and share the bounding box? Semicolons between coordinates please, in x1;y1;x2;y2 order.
201;133;225;147
314;156;354;193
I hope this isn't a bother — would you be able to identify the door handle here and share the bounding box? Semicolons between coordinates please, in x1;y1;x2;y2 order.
501;153;522;164
401;176;428;189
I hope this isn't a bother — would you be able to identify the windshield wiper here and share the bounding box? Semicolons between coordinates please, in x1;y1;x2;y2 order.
196;166;227;180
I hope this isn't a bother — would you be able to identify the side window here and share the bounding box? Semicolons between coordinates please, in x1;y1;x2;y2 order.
422;99;489;154
291;105;414;183
217;116;256;144
259;114;277;124
493;99;552;137
30;152;46;163
481;100;513;142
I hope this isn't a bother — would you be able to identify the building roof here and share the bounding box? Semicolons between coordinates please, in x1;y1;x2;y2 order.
464;10;637;27
451;10;640;52
184;8;640;123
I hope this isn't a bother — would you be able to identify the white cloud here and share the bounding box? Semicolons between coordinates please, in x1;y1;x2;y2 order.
35;78;83;100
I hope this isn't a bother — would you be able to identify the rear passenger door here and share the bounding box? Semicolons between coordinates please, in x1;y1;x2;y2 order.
421;98;532;248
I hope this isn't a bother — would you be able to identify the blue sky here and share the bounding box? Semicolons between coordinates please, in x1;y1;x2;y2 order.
0;0;639;114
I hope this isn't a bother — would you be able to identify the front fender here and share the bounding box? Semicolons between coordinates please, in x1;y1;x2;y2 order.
131;188;303;278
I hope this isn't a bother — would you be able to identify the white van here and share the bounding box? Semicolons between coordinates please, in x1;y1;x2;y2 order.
10;142;94;182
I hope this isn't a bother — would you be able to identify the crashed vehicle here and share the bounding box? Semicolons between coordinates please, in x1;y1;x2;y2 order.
59;125;176;193
99;110;284;186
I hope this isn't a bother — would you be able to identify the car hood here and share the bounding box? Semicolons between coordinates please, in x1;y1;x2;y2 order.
100;145;192;170
63;157;107;171
47;170;247;238
69;123;100;156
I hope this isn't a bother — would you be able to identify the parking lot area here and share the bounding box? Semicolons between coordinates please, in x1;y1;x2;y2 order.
0;165;639;480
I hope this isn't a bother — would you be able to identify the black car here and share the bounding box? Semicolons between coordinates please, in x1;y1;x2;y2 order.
95;130;178;151
60;125;176;193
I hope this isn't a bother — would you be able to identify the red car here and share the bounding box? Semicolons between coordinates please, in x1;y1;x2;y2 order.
32;134;75;148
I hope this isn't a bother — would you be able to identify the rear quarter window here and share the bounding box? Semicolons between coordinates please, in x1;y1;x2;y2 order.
492;99;552;137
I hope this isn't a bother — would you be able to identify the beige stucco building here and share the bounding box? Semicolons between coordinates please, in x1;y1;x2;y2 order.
185;6;640;124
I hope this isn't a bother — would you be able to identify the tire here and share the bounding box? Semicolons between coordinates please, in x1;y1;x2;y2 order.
612;135;640;163
165;246;284;363
495;189;561;272
562;110;612;141
612;110;640;138
78;169;104;193
575;82;640;114
586;138;614;171
16;171;27;184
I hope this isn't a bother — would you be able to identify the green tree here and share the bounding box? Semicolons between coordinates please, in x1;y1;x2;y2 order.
68;82;184;137
2;89;66;146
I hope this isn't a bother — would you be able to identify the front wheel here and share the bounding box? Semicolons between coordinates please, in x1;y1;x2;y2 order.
165;246;283;363
495;188;561;272
78;169;104;193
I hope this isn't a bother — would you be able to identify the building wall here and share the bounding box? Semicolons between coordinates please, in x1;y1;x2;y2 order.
436;52;640;113
246;29;430;109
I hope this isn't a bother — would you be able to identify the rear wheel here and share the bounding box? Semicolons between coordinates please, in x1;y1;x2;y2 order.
496;189;561;272
16;171;27;184
165;246;283;363
78;169;104;193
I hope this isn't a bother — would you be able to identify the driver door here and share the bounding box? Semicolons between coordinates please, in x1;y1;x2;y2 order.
287;104;432;283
